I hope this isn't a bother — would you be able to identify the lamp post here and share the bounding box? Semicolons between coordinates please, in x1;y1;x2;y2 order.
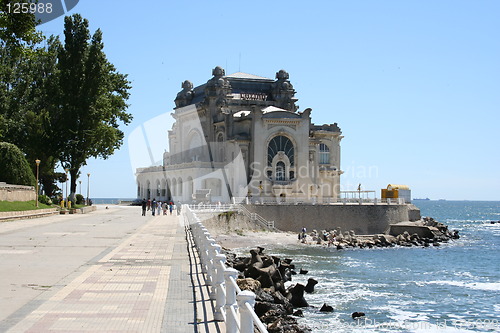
79;180;82;195
65;168;69;208
86;173;91;205
35;159;41;207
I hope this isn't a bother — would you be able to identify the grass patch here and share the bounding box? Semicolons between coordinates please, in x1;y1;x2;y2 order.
0;200;52;212
217;211;237;220
72;204;86;209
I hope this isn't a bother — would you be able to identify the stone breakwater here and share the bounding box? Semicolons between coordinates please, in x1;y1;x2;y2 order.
298;217;459;249
224;247;344;333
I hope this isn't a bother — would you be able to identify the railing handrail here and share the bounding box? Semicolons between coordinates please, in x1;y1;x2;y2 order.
184;205;268;333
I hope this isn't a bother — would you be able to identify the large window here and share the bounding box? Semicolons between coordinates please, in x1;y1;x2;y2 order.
276;161;286;181
267;135;294;166
319;143;330;164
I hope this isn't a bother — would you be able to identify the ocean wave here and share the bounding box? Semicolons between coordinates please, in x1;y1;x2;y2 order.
427;280;500;291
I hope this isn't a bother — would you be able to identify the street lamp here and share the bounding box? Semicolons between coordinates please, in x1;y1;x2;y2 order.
65;168;69;208
86;173;91;205
35;159;41;207
79;180;82;195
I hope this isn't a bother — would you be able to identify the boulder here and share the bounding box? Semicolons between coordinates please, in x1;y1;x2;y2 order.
237;278;261;293
304;278;318;293
319;303;334;312
352;311;365;319
289;284;309;307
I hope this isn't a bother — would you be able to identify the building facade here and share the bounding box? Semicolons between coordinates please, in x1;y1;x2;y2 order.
136;67;343;203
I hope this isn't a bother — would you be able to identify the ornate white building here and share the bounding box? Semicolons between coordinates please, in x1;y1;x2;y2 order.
136;67;343;203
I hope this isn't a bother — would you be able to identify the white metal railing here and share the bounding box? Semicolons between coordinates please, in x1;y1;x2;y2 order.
187;203;237;212
235;204;275;230
184;205;268;333
232;196;406;205
188;203;276;231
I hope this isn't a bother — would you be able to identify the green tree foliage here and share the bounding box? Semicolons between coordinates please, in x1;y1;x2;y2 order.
0;13;131;199
0;34;61;196
54;14;131;201
0;0;43;53
0;141;36;186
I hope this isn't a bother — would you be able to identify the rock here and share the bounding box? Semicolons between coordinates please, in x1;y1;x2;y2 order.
237;278;261;293
299;268;308;274
293;309;304;317
256;290;275;303
289;284;308;307
319;303;334;312
304;278;318;293
352;312;365;319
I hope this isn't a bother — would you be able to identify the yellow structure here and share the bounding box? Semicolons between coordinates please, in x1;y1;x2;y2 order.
381;184;411;203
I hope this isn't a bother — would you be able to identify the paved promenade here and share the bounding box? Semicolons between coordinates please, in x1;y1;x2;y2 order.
0;206;222;332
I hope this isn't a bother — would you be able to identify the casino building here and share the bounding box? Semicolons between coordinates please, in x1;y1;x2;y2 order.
135;66;343;203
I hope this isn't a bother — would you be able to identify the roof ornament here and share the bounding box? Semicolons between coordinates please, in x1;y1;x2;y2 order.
272;69;298;112
174;80;194;108
205;66;232;112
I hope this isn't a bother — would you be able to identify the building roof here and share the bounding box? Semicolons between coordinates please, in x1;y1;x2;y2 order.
262;106;289;113
226;72;273;81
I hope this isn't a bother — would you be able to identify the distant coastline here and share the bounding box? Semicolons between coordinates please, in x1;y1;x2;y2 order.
90;198;136;204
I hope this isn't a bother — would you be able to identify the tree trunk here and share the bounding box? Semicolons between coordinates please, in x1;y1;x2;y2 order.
69;168;78;205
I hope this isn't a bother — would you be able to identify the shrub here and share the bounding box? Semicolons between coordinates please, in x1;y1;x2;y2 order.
0;142;36;186
38;194;52;205
75;194;84;205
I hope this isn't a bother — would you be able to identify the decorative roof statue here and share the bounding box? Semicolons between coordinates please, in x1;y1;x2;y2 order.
174;80;194;108
205;66;232;111
272;69;298;111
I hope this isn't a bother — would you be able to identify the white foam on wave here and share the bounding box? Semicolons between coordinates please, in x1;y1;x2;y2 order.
427;280;500;291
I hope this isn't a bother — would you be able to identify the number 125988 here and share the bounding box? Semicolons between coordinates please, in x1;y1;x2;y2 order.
5;2;53;14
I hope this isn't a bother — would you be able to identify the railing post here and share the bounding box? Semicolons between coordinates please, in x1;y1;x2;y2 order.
237;290;256;333
204;237;215;285
213;254;227;321
208;242;221;299
224;268;239;333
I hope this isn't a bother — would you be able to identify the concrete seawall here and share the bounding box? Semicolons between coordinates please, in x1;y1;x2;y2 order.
245;204;421;235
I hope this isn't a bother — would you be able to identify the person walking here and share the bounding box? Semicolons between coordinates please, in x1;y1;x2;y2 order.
162;201;167;215
147;199;151;211
169;201;173;215
157;201;162;216
152;198;156;216
141;198;147;216
176;202;181;215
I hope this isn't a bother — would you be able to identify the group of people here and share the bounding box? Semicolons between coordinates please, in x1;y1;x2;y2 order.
141;198;180;216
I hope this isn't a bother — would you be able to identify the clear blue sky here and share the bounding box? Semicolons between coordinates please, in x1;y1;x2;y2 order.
38;0;500;200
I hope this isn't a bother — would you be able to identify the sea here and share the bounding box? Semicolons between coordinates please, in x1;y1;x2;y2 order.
265;201;500;332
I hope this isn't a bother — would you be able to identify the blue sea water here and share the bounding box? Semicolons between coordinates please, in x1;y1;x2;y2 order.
267;201;500;332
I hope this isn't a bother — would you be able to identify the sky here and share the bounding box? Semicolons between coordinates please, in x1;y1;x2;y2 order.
37;0;500;200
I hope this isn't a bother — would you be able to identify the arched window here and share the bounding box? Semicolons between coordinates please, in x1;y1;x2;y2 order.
188;131;202;161
319;143;330;164
217;132;225;162
268;135;294;166
276;161;285;181
156;180;161;196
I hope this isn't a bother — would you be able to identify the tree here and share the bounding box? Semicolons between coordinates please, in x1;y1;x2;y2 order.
0;0;43;54
54;14;131;202
0;141;36;186
0;34;62;197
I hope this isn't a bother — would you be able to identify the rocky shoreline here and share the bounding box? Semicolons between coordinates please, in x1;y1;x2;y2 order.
298;217;460;249
224;247;312;333
216;217;462;332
